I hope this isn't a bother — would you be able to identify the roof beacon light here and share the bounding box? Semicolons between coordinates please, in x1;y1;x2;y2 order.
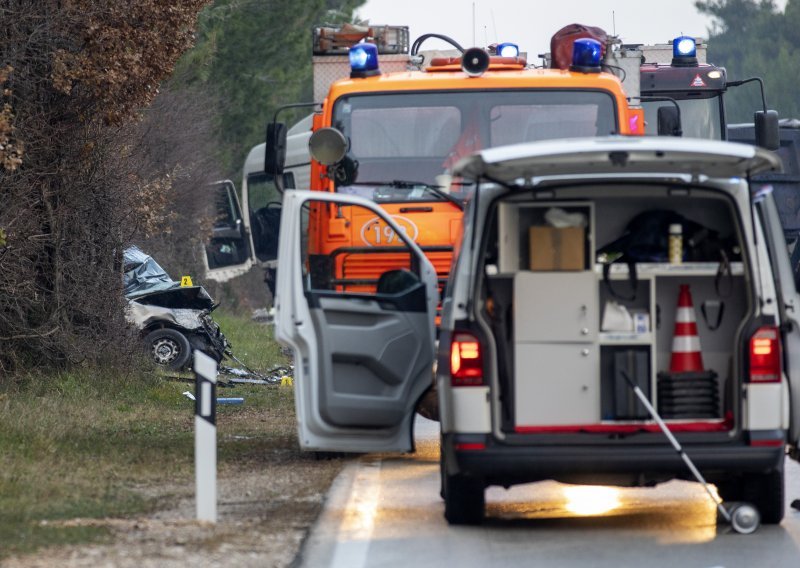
672;36;698;67
497;42;519;58
570;38;602;73
349;43;381;78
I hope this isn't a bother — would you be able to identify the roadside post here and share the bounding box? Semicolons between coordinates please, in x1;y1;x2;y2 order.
194;350;217;523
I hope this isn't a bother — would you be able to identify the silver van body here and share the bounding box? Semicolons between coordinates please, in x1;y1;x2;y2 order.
274;137;798;526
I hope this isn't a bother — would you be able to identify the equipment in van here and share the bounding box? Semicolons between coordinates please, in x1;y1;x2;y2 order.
669;285;704;372
598;210;738;303
622;370;761;534
601;300;634;332
529;208;588;271
668;223;683;265
658;284;720;419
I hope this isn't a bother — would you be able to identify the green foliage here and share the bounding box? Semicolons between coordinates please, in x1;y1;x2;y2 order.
173;0;364;176
697;0;800;122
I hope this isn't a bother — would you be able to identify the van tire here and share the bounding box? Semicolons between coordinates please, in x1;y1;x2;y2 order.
741;468;785;525
443;473;485;525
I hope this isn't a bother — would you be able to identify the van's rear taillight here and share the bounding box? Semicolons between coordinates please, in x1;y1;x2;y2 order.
450;332;484;386
749;326;781;383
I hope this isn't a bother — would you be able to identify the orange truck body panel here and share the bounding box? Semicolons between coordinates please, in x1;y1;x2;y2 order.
308;66;640;294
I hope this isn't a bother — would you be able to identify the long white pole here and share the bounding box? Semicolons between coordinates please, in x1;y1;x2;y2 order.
194;350;218;523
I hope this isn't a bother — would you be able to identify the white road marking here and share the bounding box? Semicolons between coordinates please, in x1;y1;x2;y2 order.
328;459;382;568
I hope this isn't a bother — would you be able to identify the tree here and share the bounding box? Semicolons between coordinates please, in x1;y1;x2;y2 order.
0;0;210;375
173;0;364;176
697;0;800;122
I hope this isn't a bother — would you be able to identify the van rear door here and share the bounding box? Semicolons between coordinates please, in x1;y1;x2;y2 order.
274;190;439;452
755;190;800;456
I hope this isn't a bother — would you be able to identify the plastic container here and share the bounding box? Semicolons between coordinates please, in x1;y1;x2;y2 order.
668;223;683;265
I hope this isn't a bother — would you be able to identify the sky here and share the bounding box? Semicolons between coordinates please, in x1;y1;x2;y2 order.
355;0;787;58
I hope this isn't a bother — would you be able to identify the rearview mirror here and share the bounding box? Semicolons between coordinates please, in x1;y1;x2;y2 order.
755;110;779;151
265;122;287;177
657;106;682;137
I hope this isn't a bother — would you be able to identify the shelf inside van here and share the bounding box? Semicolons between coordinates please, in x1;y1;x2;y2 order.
598;332;653;345
596;261;743;277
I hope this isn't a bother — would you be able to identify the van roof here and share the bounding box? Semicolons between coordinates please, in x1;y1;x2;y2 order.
453;136;782;182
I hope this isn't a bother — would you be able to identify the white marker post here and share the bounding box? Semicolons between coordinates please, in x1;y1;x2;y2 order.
194;350;218;523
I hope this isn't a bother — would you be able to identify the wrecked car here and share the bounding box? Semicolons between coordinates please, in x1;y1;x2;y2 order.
124;246;229;370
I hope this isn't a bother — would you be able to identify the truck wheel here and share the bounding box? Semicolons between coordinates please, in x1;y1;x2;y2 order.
144;328;192;370
443;472;485;525
741;468;785;525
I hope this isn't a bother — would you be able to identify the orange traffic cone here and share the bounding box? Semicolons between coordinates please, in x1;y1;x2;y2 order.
669;284;704;373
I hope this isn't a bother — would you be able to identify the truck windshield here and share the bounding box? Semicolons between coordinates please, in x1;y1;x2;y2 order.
332;89;617;202
643;95;722;139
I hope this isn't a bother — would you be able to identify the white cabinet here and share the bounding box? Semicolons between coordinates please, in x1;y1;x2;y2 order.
512;266;599;426
514;272;597;342
515;343;599;426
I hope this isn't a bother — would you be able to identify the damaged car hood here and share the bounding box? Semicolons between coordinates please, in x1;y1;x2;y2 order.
123;246;216;311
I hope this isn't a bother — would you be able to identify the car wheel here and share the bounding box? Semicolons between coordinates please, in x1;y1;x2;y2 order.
443;468;484;525
741;468;785;524
144;328;192;370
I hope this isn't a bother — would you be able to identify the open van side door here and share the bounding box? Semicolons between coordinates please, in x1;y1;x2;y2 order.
755;191;800;457
203;180;253;282
275;190;439;452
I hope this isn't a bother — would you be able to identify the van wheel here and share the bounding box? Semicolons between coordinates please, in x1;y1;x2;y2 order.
443;473;485;525
741;468;785;524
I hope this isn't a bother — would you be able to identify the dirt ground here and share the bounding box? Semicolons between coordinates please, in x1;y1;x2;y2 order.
2;447;345;568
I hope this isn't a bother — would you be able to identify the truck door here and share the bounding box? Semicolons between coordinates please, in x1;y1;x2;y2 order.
203;180;253;282
275;191;439;452
755;190;800;455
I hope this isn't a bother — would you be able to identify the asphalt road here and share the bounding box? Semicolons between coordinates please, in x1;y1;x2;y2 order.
299;417;800;568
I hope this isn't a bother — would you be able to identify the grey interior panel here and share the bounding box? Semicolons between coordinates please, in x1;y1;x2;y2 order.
311;298;431;428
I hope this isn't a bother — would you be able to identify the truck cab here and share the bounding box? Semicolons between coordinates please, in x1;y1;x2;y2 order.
631;36;779;149
274;137;799;526
258;26;643;307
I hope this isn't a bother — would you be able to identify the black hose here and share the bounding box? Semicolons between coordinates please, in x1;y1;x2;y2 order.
411;33;465;55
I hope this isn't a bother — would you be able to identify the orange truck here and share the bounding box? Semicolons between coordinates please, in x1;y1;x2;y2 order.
259;24;644;300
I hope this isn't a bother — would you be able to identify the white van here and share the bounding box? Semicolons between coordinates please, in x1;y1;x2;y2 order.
273;137;798;526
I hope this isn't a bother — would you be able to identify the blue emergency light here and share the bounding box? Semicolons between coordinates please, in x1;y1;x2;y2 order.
349;43;381;78
497;42;519;58
570;38;602;73
672;36;698;66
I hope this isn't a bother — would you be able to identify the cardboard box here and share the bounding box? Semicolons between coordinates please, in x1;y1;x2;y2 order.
529;226;585;271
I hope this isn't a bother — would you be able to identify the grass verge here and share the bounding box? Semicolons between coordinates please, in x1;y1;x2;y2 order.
0;309;308;560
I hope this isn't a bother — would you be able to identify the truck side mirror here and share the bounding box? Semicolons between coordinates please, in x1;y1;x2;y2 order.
755;110;779;151
265;122;287;177
657;106;682;137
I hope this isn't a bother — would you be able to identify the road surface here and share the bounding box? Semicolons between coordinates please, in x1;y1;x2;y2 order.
299;417;800;568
